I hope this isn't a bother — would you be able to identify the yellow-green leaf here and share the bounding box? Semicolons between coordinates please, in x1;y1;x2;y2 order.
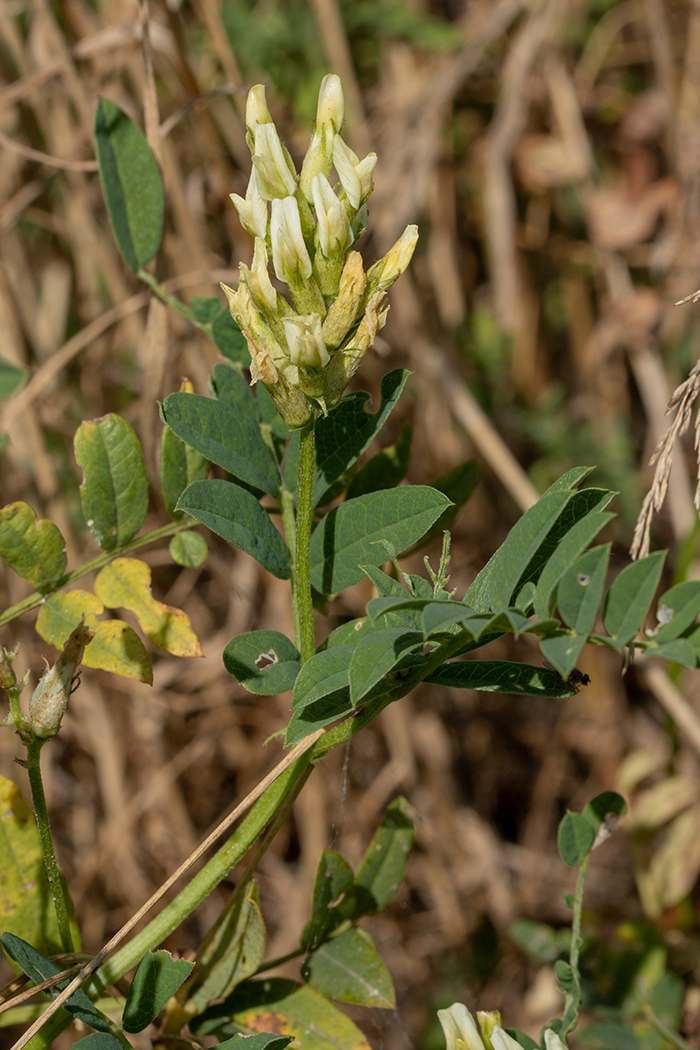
82;621;153;684
94;557;202;658
0;776;66;953
36;590;104;647
0;502;67;590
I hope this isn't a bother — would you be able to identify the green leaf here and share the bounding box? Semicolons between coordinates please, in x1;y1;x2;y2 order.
210;362;258;414
311;369;409;505
533;511;614;620
292;647;353;712
355;796;415;913
557;545;610;634
557;812;595;867
643;637;698;667
424;660;576;697
284;689;355;747
94;97;163;272
345;423;412;500
0;502;67;589
190;296;222;324
581;791;627;843
465;473;612;613
169;530;208;568
160;385;209;518
179;480;290;579
0;357;27;399
162;393;279;497
223;630;300;695
509;919;569;964
191;978;372;1050
348;628;423;705
652;580;700;642
122;950;194;1033
1;932;110;1032
0;776;66;953
310;487;452;595
190;297;250;367
578;1022;641;1050
603;551;666;646
302;851;356;950
188;882;266;1014
74;414;149;551
214;1037;292;1050
70;1037;126;1050
301;927;395;1008
539;632;588;682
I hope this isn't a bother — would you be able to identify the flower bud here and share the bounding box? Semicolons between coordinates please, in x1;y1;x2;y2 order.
366;224;419;294
271;196;313;285
321;251;366;349
252;123;297;200
230;168;268;240
323;290;388;406
312;174;352;259
245;85;273;131
282;314;329;370
333;136;377;210
29;621;95;739
0;645;18;691
299;74;345;203
241;238;277;314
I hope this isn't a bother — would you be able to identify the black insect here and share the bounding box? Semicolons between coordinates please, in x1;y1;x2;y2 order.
543;660;591;691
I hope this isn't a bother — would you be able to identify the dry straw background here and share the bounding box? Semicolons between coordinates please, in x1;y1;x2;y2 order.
4;0;700;1046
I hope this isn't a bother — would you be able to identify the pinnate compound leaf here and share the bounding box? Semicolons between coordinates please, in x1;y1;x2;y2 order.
303;851;356;950
355;796;415;913
169;530;208;568
310;487;452;595
534;512;614;620
301;927;394;1008
94;97;163;272
191;978;372;1050
74;415;148;551
179;480;290;579
223;630;300;695
122;950;194;1032
558;812;595;867
161;393;278;497
603;551;666;646
292;647;353;711
311;369;409;505
1;932;110;1032
425;660;575;697
36;591;153;683
95;558;202;657
349;628;422;705
0;776;64;953
188;882;266;1014
160;380;209;518
0;502;67;589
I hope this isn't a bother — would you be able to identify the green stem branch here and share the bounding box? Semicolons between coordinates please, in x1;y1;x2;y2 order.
0;519;193;629
295;421;316;663
23;737;74;953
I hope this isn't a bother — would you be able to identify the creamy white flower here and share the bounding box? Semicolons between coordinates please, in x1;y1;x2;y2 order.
491;1026;527;1050
230;168;268;240
437;1004;486;1050
245;84;273;133
333;136;377;210
299;74;345;203
543;1029;568;1050
282;314;329;370
316;74;344;132
252;123;297;200
271;197;312;285
366;224;419;292
312;173;352;258
246;238;277;312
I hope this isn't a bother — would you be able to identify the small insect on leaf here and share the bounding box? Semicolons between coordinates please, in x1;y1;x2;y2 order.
543;660;591;691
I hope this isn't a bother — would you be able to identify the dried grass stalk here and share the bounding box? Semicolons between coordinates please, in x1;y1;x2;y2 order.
631;356;700;559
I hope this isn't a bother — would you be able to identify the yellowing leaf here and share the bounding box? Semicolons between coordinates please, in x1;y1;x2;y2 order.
0;776;68;953
0;502;67;589
83;621;153;684
95;557;202;658
36;590;104;648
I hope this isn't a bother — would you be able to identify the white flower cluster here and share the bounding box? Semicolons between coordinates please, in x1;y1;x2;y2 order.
222;75;418;427
438;1004;567;1050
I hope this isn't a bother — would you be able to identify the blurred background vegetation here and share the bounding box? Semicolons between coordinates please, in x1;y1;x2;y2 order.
3;0;700;1046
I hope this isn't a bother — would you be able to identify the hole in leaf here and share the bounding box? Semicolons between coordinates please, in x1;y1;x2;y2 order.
255;649;279;670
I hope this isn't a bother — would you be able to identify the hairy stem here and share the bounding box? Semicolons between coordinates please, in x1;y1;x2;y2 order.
295;421;316;663
23;737;74;953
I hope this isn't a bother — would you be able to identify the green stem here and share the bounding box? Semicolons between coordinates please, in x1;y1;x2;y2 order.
644;1006;694;1050
279;485;302;650
295;421;316;663
570;856;588;981
137;270;210;332
0;519;193;629
91;750;313;991
23;737;74;953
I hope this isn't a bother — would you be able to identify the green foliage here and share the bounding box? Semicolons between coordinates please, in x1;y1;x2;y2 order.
122;951;194;1032
94;98;164;272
